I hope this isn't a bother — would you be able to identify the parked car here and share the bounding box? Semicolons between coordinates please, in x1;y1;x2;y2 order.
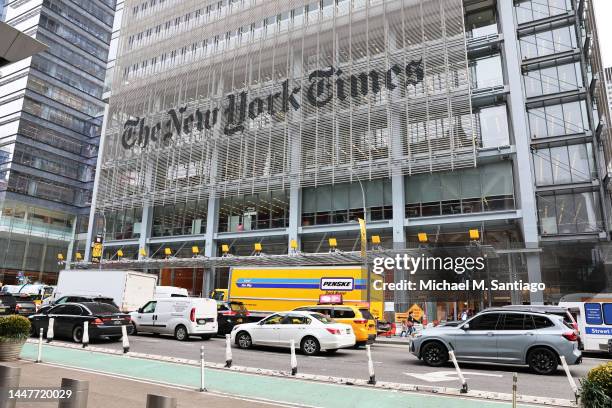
231;311;356;355
293;304;376;347
0;294;17;315
217;301;249;335
410;309;582;375
39;295;118;314
29;302;131;343
13;294;37;316
130;297;218;341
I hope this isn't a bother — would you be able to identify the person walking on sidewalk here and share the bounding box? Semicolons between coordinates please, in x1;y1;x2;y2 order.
407;312;419;336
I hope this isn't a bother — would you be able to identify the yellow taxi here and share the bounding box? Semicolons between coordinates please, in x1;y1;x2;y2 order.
293;304;376;346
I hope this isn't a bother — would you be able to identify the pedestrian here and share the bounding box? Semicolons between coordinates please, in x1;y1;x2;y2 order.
399;320;408;337
460;309;468;321
407;311;418;336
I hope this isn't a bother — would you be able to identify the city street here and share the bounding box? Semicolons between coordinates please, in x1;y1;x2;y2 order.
48;334;604;402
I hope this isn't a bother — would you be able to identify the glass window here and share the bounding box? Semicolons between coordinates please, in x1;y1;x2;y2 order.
533;148;554;185
500;313;527;330
465;7;497;38
141;301;156;313
602;304;612;325
532;315;555;329
281;314;311;324
332;308;355;319
467;313;500;330
479;105;510;147
585;303;603;325
87;303;120;314
550;146;572;184
262;313;284;325
310;313;334;324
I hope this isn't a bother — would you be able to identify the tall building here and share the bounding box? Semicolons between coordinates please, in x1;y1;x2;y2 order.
0;0;116;284
606;67;612;117
88;0;612;315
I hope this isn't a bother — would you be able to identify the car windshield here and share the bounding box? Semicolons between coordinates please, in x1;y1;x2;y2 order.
359;308;374;320
310;313;335;324
87;303;121;314
229;302;247;313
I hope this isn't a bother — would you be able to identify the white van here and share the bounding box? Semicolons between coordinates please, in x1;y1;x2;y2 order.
155;286;189;299
559;293;612;354
130;297;218;341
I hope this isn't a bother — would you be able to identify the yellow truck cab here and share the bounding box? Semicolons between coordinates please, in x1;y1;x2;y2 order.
294;302;377;346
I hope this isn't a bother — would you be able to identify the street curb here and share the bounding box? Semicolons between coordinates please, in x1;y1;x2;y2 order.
25;339;577;407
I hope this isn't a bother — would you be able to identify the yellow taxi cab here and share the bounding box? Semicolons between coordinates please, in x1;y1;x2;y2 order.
293;303;377;346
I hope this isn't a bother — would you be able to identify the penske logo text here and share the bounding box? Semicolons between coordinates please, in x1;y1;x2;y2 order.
320;278;354;291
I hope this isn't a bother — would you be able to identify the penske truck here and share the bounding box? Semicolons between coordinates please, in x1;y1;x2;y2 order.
210;266;383;319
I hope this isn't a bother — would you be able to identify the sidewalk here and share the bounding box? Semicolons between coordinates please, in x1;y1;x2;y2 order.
16;342;559;408
13;360;283;408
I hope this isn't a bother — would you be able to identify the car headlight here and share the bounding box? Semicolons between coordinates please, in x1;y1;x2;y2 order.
413;332;423;338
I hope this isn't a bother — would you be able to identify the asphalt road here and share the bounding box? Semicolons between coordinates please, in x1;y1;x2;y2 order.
46;333;608;402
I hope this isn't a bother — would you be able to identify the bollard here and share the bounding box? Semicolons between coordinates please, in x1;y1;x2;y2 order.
58;378;88;408
47;318;54;343
512;372;517;408
81;322;89;348
449;350;468;393
290;339;297;376
36;328;43;363
366;344;376;385
146;394;177;408
224;334;232;368
0;365;21;408
199;345;206;392
559;355;578;400
121;325;129;353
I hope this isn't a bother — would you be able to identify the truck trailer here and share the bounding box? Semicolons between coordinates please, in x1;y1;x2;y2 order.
52;270;157;312
211;266;383;319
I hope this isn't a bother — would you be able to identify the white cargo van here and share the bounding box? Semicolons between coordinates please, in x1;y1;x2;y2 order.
130;297;218;340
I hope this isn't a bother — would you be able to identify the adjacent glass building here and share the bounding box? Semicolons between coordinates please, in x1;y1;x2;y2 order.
88;0;612;318
0;0;116;284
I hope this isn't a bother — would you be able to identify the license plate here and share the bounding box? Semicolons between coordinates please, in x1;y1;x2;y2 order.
346;329;350;334
113;320;121;325
197;319;206;324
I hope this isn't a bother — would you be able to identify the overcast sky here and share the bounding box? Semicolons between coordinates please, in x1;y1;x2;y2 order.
593;0;612;67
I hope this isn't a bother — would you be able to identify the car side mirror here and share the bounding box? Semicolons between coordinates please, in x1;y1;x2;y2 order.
138;308;143;313
461;323;470;330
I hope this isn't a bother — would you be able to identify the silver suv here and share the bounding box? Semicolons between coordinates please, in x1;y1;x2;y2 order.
410;310;582;375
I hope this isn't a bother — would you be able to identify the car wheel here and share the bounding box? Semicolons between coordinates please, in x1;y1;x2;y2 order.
354;341;366;349
421;341;449;367
528;348;558;375
325;349;338;355
236;331;252;349
129;322;137;335
301;336;320;356
72;326;84;343
174;325;189;341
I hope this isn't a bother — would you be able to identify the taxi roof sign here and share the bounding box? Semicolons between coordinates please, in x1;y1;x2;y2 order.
319;294;343;304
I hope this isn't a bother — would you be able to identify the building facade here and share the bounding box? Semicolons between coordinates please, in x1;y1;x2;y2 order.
88;0;612;317
606;67;612;118
0;0;116;284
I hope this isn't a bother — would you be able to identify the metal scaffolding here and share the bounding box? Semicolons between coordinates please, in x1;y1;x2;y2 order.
70;245;498;270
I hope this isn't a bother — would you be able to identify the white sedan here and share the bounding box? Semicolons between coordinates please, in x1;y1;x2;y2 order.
230;311;355;355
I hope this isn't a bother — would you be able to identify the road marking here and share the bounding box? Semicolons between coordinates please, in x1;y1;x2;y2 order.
404;371;503;383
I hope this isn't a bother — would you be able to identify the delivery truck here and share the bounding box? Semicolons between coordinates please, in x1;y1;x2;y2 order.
51;270;157;312
210;266;383;319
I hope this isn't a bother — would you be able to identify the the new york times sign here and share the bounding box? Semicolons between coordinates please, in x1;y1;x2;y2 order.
121;60;424;150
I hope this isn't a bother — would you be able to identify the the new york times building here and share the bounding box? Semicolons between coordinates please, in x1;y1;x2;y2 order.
83;0;612;320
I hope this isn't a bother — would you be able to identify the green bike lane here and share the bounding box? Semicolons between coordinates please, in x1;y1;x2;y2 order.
20;343;542;408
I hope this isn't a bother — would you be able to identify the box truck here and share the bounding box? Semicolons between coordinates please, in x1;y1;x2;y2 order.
210;266;383;319
52;270;157;312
